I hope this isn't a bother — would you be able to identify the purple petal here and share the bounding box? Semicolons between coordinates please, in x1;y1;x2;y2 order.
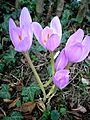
46;34;60;51
50;16;62;40
15;36;32;52
66;29;84;47
41;26;53;47
55;49;68;71
9;19;20;47
52;69;70;89
20;7;32;28
32;22;42;44
65;43;83;62
77;35;90;62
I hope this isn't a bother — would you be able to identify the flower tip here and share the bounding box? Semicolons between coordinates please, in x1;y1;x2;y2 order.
53;16;59;20
9;18;14;24
77;28;84;33
9;18;16;30
21;7;28;11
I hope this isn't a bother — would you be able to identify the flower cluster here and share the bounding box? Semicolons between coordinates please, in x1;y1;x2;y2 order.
9;7;90;91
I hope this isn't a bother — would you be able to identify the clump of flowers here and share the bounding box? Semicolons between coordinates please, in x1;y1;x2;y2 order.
9;7;90;102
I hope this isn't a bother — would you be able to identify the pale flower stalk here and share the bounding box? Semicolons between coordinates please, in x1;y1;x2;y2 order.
9;7;46;101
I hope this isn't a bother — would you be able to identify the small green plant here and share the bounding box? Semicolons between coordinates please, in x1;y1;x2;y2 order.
21;83;40;102
3;111;23;120
0;84;11;99
51;110;60;120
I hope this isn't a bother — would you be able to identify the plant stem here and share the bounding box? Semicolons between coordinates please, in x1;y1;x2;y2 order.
46;52;56;98
46;85;56;98
43;78;52;87
50;52;55;75
43;52;55;88
23;52;46;101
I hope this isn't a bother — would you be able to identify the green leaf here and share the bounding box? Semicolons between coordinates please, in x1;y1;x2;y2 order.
51;110;60;120
31;40;46;53
61;30;70;43
21;83;40;102
0;62;4;72
31;54;38;61
16;100;21;107
60;108;67;116
0;43;3;50
3;48;16;64
3;111;23;120
40;104;51;120
61;9;71;26
0;84;11;99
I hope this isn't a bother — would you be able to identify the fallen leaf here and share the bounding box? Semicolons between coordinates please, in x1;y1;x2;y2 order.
14;102;36;113
9;97;20;109
68;111;82;118
72;104;87;113
0;112;4;119
36;100;46;112
3;99;13;103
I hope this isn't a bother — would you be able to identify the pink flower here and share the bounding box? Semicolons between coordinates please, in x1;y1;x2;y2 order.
9;7;32;52
55;29;90;71
32;16;62;51
52;69;70;89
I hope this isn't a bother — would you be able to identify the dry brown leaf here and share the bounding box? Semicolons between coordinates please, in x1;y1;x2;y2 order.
9;97;20;109
3;99;13;103
36;100;46;112
14;102;36;113
73;116;82;120
0;112;4;119
24;113;36;120
68;111;82;118
72;104;87;113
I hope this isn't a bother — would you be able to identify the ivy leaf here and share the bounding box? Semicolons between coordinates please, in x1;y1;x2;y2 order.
21;83;40;102
60;107;67;116
0;43;3;50
61;30;70;43
3;111;23;120
61;9;71;26
31;40;46;53
0;62;4;72
40;104;51;120
3;48;16;65
0;84;11;99
51;110;60;120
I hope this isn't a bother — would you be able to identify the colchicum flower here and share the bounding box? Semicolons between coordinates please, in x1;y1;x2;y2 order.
9;7;32;52
32;16;62;51
52;69;70;89
55;29;90;71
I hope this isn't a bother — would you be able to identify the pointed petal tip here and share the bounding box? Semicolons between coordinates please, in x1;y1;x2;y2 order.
52;16;60;21
9;18;15;25
20;7;32;27
9;18;16;31
50;16;62;39
77;28;84;34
